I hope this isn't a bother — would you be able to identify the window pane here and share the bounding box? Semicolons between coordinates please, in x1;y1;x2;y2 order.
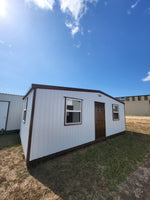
132;97;135;101
144;96;148;100
113;113;119;120
67;105;74;110
138;96;141;101
67;112;81;123
66;99;81;110
23;109;27;123
113;105;119;112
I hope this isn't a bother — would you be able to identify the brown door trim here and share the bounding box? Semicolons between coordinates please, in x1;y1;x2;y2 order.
95;101;106;140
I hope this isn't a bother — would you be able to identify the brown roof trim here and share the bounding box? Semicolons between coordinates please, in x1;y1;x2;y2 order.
23;88;33;100
0;93;23;97
23;83;124;104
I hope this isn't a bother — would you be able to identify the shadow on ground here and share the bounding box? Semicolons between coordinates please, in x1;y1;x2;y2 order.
0;133;21;150
28;132;150;200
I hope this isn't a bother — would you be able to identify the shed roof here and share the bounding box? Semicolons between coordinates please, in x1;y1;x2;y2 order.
23;83;124;104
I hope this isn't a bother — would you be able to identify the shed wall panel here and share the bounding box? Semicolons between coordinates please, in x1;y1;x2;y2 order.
30;89;125;161
20;91;34;158
0;94;23;130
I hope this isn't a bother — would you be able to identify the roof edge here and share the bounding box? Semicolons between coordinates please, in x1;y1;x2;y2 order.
116;94;150;98
23;83;124;104
0;92;23;97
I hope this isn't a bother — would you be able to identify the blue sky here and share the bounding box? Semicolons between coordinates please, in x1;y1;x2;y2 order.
0;0;150;97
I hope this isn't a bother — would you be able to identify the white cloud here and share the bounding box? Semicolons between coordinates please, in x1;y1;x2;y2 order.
131;0;140;9
72;26;79;36
60;0;98;36
0;40;12;48
65;22;79;36
65;22;73;29
25;0;98;36
59;0;86;21
127;0;140;15
142;71;150;82
25;0;55;10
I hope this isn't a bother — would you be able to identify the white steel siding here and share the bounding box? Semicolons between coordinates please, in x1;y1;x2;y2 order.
20;91;34;159
0;102;9;130
30;89;125;161
0;94;23;130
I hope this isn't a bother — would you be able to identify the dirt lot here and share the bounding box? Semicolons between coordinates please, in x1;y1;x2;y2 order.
0;117;150;200
126;116;150;135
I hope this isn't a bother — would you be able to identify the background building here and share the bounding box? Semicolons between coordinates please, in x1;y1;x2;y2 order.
0;93;23;133
116;95;150;116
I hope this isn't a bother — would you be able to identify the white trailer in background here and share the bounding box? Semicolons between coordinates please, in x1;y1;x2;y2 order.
0;93;23;133
20;84;126;164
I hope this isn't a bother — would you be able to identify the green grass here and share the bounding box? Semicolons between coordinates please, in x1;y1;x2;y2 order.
29;132;150;199
0;131;150;199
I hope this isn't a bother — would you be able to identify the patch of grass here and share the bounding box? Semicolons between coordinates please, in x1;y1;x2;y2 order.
29;132;150;199
0;126;150;199
0;133;21;150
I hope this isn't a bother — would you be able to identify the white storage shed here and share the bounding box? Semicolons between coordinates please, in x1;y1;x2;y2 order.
0;93;23;133
20;84;126;164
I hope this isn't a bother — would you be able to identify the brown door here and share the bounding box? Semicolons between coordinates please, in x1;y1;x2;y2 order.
95;102;106;140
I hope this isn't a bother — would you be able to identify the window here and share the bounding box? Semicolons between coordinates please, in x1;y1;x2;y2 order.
65;98;82;125
132;96;135;101
112;104;119;120
138;96;141;101
144;96;148;100
126;97;130;101
23;97;28;123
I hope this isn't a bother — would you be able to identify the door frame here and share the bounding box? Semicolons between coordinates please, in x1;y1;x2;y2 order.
0;100;10;131
94;101;106;141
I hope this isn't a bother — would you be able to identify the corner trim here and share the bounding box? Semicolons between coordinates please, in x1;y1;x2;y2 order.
26;88;36;163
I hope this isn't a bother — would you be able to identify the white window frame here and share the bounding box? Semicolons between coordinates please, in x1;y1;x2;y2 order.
112;104;119;121
64;97;82;125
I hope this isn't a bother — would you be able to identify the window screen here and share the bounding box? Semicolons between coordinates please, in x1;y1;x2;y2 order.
112;104;119;120
65;98;82;125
